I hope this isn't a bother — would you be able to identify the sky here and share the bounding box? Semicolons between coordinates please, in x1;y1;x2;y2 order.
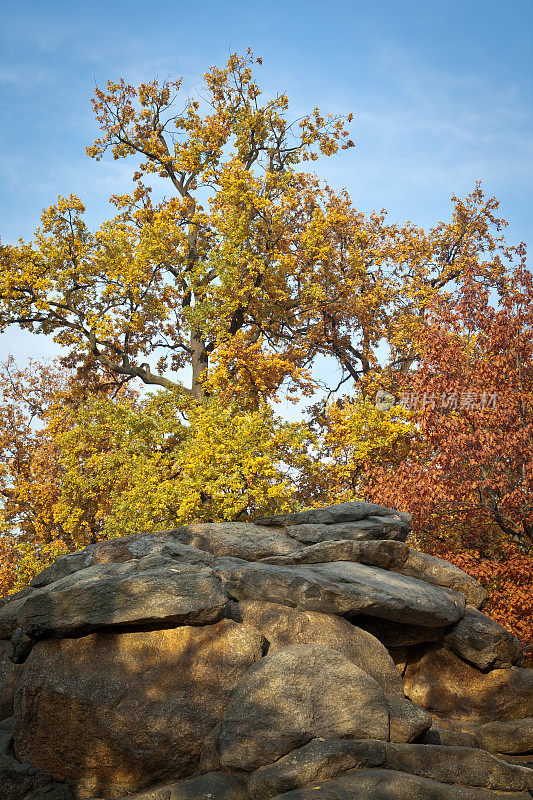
1;0;532;374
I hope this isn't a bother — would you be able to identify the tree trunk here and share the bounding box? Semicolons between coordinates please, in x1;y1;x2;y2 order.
191;330;209;400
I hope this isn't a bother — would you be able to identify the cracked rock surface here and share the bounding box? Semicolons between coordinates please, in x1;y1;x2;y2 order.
0;501;531;799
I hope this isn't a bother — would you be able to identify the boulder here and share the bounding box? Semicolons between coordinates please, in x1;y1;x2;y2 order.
19;563;229;640
388;696;432;742
228;600;404;695
394;550;489;608
13;620;264;798
29;548;95;588
404;645;533;722
418;727;480;748
383;742;533;791
468;719;533;755
248;739;386;800
248;739;533;799
218;644;390;771
0;747;73;800
118;772;251;800
284;518;408;544
1;504;531;800
0;642;23;719
254;501;411;528
0;591;34;640
171;522;303;560
216;559;465;626
260;538;409;568
444;605;522;670
267;768;532;799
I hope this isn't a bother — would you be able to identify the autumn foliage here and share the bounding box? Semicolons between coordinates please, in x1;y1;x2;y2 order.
0;51;531;652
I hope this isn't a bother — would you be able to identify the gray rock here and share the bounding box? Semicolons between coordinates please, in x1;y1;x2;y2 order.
383;742;533;791
248;738;386;799
19;564;229;639
418;727;480;748
216;559;465;627
28;537;215;589
307;561;465;626
255;501;411;528
0;591;34;640
249;738;533;799
228;600;403;695
404;646;533;723
261;539;409;568
268;768;532;799
170;522;303;560
469;718;533;755
285;517;409;544
444;605;522;670
29;548;95;588
13;621;264;798
9;627;33;664
0;750;72;800
0;717;13;756
198;722;222;773
119;772;251;800
388;696;432;742
394;550;489;608
218;644;390;771
0;642;23;718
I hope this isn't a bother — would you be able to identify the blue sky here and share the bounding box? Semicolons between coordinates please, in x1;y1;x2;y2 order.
1;0;532;368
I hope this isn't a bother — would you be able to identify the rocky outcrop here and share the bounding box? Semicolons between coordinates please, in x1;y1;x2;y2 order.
0;500;530;800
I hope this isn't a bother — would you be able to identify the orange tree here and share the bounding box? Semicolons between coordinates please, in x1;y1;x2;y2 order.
356;257;533;651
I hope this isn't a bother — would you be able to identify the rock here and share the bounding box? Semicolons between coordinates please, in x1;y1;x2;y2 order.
254;501;411;528
0;642;23;718
404;645;533;722
383;742;533;791
261;539;409;568
29;549;95;588
198;723;222;773
356;616;442;646
418;727;480;748
9;627;33;664
284;517;408;544
0;591;34;640
119;772;251;800
268;768;532;799
91;537;216;568
19;563;229;639
469;719;533;755
171;522;303;560
249;739;533;799
0;717;14;756
388;696;432;742
13;620;264;798
444;606;522;670
0;750;73;800
216;559;465;627
218;644;390;771
228;600;404;694
394;550;489;609
248;739;386;800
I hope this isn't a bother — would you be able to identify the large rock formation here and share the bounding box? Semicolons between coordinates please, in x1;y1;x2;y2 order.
0;502;531;800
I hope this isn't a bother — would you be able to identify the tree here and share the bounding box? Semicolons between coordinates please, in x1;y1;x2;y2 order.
0;356;313;591
0;52;512;408
365;257;533;553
